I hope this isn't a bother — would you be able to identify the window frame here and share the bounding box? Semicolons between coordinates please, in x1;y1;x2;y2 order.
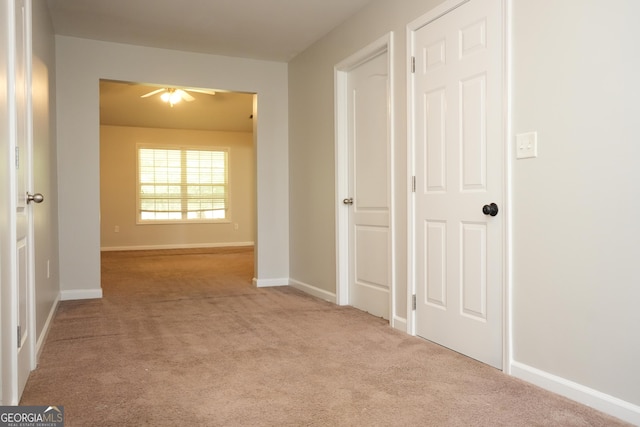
135;143;231;225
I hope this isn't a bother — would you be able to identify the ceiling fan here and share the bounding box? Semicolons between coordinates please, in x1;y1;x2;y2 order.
140;87;216;107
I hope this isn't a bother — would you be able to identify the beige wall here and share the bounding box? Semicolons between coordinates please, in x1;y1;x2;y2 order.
55;36;289;299
289;0;444;325
32;0;59;360
100;126;255;250
289;0;640;421
510;0;640;413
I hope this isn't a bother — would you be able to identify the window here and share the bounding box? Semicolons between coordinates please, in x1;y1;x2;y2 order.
137;146;228;223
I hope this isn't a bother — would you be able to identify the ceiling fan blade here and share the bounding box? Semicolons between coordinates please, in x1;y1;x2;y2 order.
140;88;166;98
186;88;216;96
176;89;195;102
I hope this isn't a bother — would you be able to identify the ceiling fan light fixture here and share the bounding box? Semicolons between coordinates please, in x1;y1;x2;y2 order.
159;89;183;106
141;87;205;107
169;91;182;105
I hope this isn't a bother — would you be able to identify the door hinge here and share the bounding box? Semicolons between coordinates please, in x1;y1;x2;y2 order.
411;176;416;192
412;294;417;310
411;56;416;73
17;325;21;348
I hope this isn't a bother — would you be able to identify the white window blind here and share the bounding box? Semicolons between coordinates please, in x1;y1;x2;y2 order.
138;147;228;222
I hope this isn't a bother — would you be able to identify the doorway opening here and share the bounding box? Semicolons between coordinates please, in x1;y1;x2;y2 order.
98;79;256;288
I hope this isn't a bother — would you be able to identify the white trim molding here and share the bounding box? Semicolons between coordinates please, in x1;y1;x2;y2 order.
253;277;289;288
511;361;640;425
289;279;337;304
36;294;59;360
60;289;103;301
502;0;514;376
101;242;254;252
392;316;407;333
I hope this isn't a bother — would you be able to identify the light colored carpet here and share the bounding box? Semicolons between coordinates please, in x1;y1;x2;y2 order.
20;247;629;426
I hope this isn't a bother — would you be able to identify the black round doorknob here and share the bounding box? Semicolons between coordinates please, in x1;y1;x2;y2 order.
482;203;499;216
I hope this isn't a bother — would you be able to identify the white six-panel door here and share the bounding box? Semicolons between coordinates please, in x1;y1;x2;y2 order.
410;0;504;368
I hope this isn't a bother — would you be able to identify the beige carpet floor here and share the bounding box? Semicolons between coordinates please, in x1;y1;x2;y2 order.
20;247;629;426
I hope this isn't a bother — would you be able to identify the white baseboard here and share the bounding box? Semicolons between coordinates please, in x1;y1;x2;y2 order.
60;288;103;301
510;361;640;425
253;277;289;288
392;315;407;333
100;242;254;251
289;279;337;304
36;295;60;360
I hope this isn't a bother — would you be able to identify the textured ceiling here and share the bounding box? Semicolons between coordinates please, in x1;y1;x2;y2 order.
47;0;376;62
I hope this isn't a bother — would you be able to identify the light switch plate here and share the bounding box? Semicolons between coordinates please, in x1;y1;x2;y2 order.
516;132;538;159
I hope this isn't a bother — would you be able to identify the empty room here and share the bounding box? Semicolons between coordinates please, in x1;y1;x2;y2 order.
1;0;639;425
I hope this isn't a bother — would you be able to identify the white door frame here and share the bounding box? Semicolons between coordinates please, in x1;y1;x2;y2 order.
22;0;37;386
334;33;397;325
0;0;15;406
406;0;512;371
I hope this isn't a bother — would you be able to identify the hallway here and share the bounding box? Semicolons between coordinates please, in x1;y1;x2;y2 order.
20;248;627;426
